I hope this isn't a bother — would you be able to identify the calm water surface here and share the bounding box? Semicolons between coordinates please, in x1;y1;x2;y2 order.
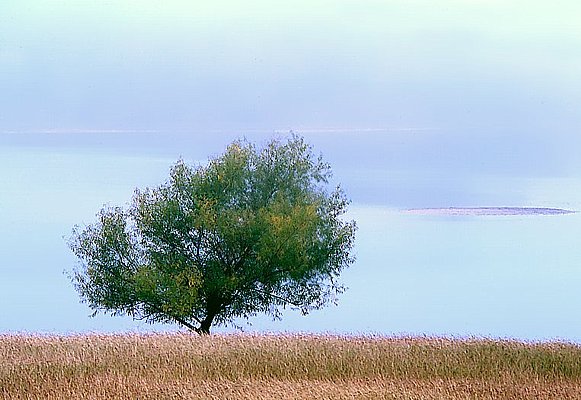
2;132;581;341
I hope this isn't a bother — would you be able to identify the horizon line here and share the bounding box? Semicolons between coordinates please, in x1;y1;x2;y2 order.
0;127;438;135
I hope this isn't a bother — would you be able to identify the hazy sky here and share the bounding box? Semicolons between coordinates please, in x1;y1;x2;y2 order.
1;0;581;134
2;1;581;337
2;1;581;178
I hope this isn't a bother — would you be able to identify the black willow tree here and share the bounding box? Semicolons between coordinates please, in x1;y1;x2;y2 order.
69;136;356;334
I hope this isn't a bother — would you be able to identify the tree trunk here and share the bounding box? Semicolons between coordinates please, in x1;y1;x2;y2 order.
194;294;221;335
197;317;213;335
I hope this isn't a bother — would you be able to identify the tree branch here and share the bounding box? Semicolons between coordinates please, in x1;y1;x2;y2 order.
109;231;205;333
247;286;301;308
142;299;201;332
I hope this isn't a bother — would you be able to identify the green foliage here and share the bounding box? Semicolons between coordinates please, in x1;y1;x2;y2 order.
69;135;356;334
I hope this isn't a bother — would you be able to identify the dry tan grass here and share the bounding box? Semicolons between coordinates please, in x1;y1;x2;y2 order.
1;333;581;399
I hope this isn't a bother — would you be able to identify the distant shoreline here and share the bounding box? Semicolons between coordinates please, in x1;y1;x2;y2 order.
402;207;577;216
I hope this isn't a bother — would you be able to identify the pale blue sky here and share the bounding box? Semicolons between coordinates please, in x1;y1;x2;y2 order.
2;1;581;338
1;0;581;135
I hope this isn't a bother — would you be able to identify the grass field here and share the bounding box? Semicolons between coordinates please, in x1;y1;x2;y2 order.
2;333;581;399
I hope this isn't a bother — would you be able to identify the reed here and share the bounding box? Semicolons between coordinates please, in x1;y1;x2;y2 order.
2;333;580;399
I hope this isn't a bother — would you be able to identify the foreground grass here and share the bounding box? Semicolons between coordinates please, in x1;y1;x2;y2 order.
1;333;581;399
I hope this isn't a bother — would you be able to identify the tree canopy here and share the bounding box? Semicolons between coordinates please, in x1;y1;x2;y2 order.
69;135;356;334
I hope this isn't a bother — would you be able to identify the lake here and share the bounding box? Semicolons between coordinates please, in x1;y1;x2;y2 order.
1;131;581;342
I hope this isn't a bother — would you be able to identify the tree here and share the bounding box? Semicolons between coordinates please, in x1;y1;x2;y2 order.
69;135;356;334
